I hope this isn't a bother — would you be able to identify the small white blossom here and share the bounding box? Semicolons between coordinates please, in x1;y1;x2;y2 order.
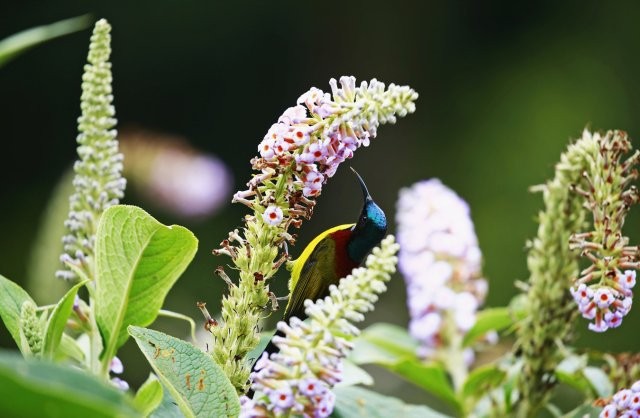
262;206;284;226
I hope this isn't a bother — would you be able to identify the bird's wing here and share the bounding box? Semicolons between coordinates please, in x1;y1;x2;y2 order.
284;238;336;321
284;223;354;322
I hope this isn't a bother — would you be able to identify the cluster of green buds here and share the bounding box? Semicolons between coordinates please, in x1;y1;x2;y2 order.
568;130;640;332
209;77;417;392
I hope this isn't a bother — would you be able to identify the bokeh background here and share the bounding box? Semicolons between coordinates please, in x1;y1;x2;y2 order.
2;0;640;413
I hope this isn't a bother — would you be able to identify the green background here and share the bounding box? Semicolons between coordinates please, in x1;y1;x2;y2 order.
2;0;640;412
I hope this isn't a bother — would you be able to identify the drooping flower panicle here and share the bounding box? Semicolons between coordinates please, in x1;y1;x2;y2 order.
568;130;640;332
209;77;417;392
240;235;400;417
234;76;418;240
396;179;488;387
57;19;125;281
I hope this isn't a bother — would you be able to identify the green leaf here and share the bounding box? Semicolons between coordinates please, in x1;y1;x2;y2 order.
57;333;85;363
0;15;91;67
129;326;240;418
42;279;87;359
0;275;36;351
350;323;418;364
463;307;512;347
337;360;374;387
556;370;592;395
95;205;198;365
583;367;613;398
461;364;506;400
333;386;453;418
556;355;596;396
393;360;459;409
26;168;74;305
134;374;164;417
150;387;183;418
0;349;140;418
350;323;459;411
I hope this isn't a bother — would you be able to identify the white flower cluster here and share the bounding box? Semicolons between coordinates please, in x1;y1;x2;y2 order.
241;236;399;418
58;19;126;281
396;179;487;361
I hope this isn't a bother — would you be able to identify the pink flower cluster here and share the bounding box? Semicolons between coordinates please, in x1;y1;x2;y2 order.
600;381;640;418
396;179;489;361
255;76;417;198
570;270;635;332
239;320;340;418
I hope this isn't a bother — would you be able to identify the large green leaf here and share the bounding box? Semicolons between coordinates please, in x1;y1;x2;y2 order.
42;280;87;359
0;275;36;351
350;323;459;411
95;205;198;364
129;326;240;418
0;350;140;418
0;15;90;67
333;386;452;418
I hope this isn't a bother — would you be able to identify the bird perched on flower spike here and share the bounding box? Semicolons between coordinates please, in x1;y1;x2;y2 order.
283;167;387;323
246;168;387;369
210;76;417;392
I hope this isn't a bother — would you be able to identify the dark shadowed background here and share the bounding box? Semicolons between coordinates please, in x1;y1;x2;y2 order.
2;0;640;412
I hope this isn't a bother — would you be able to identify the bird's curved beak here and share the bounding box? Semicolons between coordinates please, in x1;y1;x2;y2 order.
350;167;372;202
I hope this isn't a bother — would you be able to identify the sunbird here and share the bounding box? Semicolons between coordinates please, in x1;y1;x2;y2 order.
254;168;387;367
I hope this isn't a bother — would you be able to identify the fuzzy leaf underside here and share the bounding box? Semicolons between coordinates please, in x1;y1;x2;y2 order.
129;326;240;418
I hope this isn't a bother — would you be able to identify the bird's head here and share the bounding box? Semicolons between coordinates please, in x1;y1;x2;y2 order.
349;168;387;261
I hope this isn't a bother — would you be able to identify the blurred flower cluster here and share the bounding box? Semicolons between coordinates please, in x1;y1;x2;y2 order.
119;129;233;219
568;130;640;332
396;179;488;364
240;236;399;417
